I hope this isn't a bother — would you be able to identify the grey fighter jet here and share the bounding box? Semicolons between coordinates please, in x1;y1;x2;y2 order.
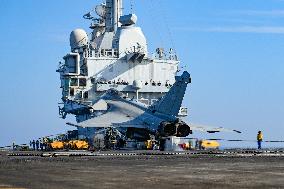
67;71;240;140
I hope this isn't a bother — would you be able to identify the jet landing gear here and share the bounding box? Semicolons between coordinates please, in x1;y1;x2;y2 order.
104;128;125;150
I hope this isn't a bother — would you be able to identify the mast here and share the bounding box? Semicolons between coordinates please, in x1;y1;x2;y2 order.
105;0;123;32
113;0;118;32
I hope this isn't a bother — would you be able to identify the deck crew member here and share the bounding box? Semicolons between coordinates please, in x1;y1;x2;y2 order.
36;140;40;151
31;140;36;150
257;131;263;149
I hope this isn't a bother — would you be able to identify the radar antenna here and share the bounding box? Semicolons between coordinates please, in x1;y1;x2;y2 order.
130;0;134;13
83;12;93;20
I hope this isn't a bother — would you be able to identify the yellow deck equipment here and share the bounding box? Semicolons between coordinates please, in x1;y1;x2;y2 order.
200;140;220;149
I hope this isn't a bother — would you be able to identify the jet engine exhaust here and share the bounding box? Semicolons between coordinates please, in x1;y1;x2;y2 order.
176;123;192;137
159;121;192;137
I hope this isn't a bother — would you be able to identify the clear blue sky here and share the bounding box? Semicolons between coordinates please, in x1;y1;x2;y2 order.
0;0;283;148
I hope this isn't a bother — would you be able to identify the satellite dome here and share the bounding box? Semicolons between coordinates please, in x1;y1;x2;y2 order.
70;29;88;50
95;4;106;18
132;80;143;89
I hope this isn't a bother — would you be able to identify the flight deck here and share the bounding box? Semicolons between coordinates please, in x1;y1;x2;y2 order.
0;150;284;189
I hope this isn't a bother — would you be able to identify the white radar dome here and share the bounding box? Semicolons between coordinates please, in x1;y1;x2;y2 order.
70;29;89;50
95;4;106;18
132;80;143;90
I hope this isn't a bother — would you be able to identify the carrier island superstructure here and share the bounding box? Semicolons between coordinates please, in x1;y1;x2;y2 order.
57;0;187;139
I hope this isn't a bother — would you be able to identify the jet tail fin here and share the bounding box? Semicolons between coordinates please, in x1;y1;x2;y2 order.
150;71;191;117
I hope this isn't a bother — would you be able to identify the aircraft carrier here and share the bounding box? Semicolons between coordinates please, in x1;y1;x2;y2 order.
56;0;187;141
1;1;283;188
55;0;246;152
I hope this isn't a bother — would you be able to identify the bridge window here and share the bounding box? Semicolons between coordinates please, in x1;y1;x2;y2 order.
66;56;77;74
70;78;78;86
84;91;88;99
79;91;83;98
70;88;75;96
79;78;87;86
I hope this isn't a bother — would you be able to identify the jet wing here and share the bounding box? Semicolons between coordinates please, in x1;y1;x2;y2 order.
188;123;241;134
67;96;147;128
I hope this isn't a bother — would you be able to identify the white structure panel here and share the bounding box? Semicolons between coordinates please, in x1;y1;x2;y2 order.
95;83;170;93
116;26;148;57
86;58;178;85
